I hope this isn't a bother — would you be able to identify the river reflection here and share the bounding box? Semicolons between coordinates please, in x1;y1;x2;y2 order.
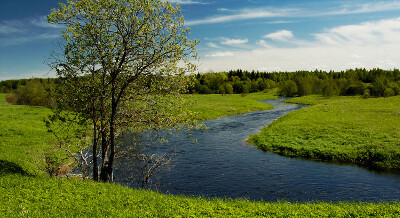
114;98;400;202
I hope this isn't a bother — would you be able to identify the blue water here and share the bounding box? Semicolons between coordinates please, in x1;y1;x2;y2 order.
114;98;400;202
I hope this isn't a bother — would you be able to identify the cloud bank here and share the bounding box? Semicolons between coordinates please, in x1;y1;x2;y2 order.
200;17;400;72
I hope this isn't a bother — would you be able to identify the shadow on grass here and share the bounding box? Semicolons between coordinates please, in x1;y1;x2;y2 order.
0;159;30;176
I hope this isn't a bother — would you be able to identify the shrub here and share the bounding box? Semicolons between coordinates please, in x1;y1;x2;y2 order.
383;88;395;97
5;94;16;103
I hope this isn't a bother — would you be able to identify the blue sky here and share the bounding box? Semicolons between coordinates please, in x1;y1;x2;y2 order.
1;0;400;80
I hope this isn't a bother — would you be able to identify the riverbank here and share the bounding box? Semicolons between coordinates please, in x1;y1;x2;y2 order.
183;92;276;121
2;173;400;217
1;93;399;216
250;95;400;170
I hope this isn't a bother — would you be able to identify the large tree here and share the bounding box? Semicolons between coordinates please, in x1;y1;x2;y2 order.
48;0;198;182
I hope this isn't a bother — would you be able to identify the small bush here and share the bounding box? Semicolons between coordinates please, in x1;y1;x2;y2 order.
383;88;395;97
5;94;16;103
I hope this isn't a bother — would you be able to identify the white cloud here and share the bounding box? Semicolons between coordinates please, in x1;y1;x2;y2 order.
0;16;62;47
207;42;220;48
166;0;207;5
199;17;400;72
186;8;295;26
221;37;248;45
31;16;63;29
264;30;293;41
257;40;270;48
314;17;400;46
205;52;234;58
0;20;24;34
323;1;400;16
265;20;296;24
186;1;400;26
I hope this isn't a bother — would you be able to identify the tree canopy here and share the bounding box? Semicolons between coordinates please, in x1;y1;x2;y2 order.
47;0;198;182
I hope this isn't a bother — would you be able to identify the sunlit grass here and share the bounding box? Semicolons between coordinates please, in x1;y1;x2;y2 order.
1;93;400;216
250;95;400;169
0;94;59;176
184;92;276;121
1;173;400;217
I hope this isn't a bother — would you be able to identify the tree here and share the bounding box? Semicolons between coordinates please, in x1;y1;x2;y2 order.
48;0;198;182
280;80;298;97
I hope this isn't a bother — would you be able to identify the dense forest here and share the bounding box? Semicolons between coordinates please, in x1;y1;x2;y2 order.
1;68;400;107
190;68;400;98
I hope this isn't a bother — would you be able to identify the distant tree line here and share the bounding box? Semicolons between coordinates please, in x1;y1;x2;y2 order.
1;78;56;106
189;68;400;98
1;68;400;107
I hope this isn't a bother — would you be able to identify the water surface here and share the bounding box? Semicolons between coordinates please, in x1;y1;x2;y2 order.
115;98;400;202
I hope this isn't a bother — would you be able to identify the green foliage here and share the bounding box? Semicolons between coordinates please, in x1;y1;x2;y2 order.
384;88;395;97
0;79;28;93
250;95;400;170
48;0;199;182
14;79;55;107
280;80;298;97
190;68;400;97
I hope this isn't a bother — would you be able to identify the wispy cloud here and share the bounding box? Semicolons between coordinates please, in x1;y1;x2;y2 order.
221;37;248;45
167;0;208;5
186;1;400;26
207;42;220;48
264;30;293;41
265;20;297;24
0;20;25;34
322;1;400;16
186;8;297;26
31;16;63;29
205;51;234;58
0;16;62;47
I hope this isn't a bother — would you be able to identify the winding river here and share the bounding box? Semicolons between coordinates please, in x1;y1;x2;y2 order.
114;98;400;202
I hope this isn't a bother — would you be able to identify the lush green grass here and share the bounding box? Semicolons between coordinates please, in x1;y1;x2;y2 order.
184;92;276;121
0;94;59;176
250;95;400;170
2;174;400;217
1;93;400;216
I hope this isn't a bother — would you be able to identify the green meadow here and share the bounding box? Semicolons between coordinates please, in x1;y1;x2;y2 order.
184;92;276;121
1;93;400;216
250;95;400;170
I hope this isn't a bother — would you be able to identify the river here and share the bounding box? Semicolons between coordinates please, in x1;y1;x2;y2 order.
114;98;400;202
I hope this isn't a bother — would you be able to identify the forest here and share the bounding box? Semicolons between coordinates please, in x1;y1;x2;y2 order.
1;68;400;107
190;68;400;98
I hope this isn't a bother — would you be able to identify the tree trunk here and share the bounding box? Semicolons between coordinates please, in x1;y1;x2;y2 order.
100;81;117;182
92;122;99;181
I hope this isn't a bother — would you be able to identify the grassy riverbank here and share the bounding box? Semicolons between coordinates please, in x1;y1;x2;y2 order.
2;173;400;217
184;92;276;120
1;93;400;216
250;95;400;170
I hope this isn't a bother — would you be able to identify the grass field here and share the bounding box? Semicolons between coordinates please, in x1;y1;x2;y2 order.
250;95;400;170
2;173;400;217
1;93;400;216
0;95;58;176
184;92;276;121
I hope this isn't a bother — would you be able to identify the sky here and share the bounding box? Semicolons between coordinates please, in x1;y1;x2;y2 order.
1;0;400;80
